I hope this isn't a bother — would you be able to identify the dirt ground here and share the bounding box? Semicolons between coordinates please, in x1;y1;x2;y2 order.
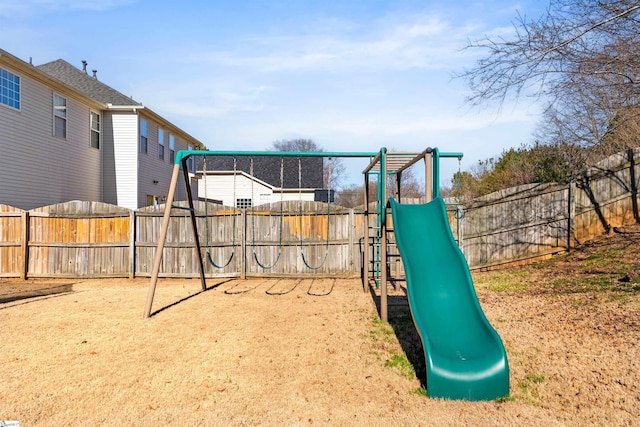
1;229;639;426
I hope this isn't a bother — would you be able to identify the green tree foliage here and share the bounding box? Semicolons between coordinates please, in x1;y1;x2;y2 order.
455;143;581;199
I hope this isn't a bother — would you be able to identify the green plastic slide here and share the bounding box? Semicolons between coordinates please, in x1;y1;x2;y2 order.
389;197;509;401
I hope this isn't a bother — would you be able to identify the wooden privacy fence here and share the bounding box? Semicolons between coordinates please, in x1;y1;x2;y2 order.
0;200;366;279
137;200;365;278
455;147;640;270
0;201;132;278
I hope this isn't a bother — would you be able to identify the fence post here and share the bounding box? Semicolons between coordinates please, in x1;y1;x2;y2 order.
129;210;136;279
20;211;29;280
457;207;465;256
348;208;355;275
567;182;575;251
240;209;246;280
628;148;639;224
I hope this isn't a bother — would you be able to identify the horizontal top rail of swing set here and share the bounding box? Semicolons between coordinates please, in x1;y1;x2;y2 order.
174;149;380;164
362;147;464;175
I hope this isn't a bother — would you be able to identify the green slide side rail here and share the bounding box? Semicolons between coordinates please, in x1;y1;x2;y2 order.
389;197;509;401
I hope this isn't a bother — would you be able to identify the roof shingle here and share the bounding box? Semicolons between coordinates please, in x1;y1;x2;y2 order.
37;59;141;106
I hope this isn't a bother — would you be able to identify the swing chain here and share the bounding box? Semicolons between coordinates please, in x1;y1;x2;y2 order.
298;156;331;270
203;155;237;269
203;156;209;247
251;156;283;269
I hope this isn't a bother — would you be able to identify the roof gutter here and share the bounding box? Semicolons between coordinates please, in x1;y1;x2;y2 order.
105;103;145;113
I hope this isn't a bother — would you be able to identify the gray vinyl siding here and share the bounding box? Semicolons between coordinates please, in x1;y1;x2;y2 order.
137;117;160;207
102;112;138;210
1;50;205;211
0;65;101;210
137;121;194;207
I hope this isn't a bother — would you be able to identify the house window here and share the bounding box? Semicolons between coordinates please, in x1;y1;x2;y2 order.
53;94;67;138
260;194;271;205
139;118;148;154
146;194;160;207
158;128;165;161
90;111;100;149
169;134;175;163
0;67;20;109
236;198;252;209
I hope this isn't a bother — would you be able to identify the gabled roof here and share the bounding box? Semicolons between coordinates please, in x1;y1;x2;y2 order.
33;56;205;149
37;59;141;106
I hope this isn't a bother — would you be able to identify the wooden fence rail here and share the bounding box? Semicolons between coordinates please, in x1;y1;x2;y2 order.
0;200;368;279
455;147;640;270
1;148;639;278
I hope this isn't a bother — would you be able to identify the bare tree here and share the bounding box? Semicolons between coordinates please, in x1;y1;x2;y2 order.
335;181;383;208
335;183;366;208
461;1;640;150
271;138;345;191
386;166;424;200
272;138;322;152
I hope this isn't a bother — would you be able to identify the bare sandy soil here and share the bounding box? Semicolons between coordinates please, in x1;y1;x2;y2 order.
1;229;639;426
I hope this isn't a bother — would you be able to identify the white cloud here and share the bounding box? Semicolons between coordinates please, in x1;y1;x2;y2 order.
197;13;479;74
136;79;273;118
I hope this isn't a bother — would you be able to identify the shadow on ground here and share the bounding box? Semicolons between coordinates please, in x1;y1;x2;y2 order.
0;282;76;304
368;284;427;388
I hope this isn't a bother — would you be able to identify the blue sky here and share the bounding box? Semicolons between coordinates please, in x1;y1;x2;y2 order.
1;0;546;187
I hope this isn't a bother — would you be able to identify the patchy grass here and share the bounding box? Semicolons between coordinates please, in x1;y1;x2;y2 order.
475;270;531;292
476;226;640;301
412;386;428;397
517;373;547;403
369;314;396;344
385;353;416;379
367;311;423;385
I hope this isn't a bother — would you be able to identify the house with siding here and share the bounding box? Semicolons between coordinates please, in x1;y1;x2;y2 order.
199;156;326;207
0;48;204;210
198;171;318;207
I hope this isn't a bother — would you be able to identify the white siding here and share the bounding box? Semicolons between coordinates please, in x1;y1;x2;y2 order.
198;173;315;207
281;191;315;203
0;64;101;209
199;174;269;207
102;112;138;210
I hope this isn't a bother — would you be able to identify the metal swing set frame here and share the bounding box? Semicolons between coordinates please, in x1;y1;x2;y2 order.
143;148;462;319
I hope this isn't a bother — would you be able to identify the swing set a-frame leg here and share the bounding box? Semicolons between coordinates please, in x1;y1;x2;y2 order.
143;160;207;319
